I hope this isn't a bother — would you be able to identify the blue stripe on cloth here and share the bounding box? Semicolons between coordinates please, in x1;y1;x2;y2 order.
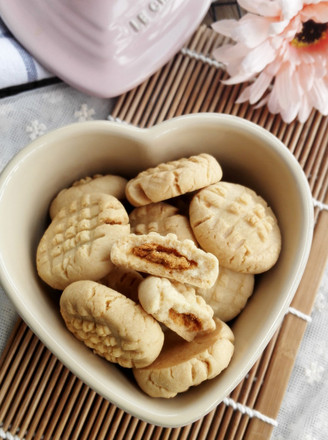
0;17;38;81
0;17;7;35
0;18;12;37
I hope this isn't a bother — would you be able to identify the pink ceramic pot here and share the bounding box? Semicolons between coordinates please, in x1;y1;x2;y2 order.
0;0;211;97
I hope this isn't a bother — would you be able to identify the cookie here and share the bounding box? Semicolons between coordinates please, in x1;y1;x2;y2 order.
101;267;143;303
125;153;223;207
110;232;219;288
129;202;197;243
36;193;130;290
196;267;254;322
138;276;215;341
189;182;281;273
60;280;164;368
133;318;234;398
49;174;127;219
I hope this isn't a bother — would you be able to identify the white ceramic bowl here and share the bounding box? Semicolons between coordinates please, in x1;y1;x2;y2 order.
0;114;313;427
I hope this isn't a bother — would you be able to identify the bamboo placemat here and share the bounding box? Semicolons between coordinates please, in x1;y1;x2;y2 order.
1;25;328;440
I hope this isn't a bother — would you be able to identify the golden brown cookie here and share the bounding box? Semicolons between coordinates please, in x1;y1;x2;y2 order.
125;153;223;207
36;193;130;290
49;174;127;219
133;318;234;398
60;280;164;368
189;182;281;273
101;267;143;303
129;202;197;243
196;267;254;322
110;232;219;288
138;276;215;341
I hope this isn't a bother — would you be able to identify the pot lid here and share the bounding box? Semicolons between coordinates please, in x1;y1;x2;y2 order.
0;0;211;97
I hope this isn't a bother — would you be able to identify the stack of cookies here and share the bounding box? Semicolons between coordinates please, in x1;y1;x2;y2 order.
36;153;281;398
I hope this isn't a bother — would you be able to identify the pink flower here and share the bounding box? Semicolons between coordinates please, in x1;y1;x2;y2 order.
212;0;328;123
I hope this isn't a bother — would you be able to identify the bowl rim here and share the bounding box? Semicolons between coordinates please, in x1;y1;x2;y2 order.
0;113;314;427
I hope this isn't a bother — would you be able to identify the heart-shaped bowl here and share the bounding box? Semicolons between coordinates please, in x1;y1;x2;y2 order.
0;114;313;427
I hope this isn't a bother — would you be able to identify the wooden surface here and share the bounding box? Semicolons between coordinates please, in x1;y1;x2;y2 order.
1;24;328;440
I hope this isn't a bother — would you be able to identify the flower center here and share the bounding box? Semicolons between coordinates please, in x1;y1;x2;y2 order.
292;19;328;47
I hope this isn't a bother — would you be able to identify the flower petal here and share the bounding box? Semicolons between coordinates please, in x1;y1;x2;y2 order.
280;102;300;123
271;84;300;122
224;14;273;48
296;49;315;64
298;94;313;123
298;63;315;91
235;85;252;103
241;40;277;74
247;71;273;103
275;64;302;111
223;71;257;85
301;3;328;22
266;56;284;76
267;87;281;114
310;79;328;114
312;57;328;79
254;95;269;109
212;43;263;82
280;0;304;20
212;19;239;39
212;43;248;72
269;19;291;35
238;0;281;17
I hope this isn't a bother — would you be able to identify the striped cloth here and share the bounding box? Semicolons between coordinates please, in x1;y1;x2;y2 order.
0;17;53;89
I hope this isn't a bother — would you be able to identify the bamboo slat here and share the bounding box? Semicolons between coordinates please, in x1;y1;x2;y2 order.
1;24;328;440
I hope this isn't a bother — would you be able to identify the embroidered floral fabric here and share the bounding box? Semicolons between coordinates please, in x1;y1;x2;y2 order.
0;83;327;440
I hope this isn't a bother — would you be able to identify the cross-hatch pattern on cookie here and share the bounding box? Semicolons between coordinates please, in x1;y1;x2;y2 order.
67;317;141;368
132;243;198;270
51;198;124;267
50;201;106;265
